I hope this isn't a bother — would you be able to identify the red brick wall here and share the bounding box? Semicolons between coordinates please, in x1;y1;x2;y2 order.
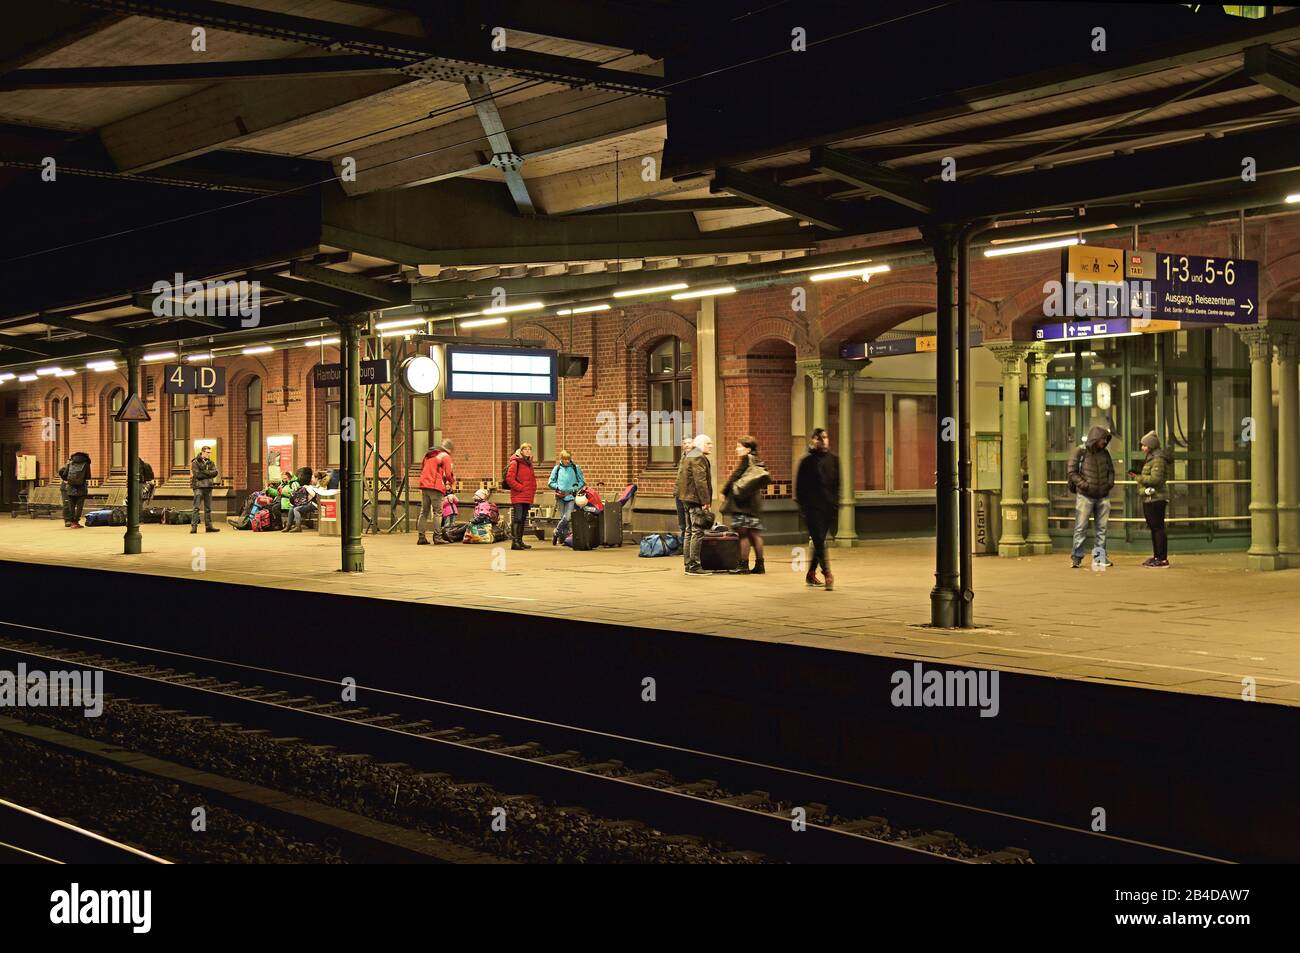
5;214;1300;497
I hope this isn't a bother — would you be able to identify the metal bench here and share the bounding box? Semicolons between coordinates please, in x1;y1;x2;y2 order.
17;484;63;519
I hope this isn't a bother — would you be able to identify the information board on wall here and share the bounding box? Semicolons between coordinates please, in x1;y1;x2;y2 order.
444;346;557;401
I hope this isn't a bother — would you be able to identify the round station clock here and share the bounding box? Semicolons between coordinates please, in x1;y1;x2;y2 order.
400;354;439;395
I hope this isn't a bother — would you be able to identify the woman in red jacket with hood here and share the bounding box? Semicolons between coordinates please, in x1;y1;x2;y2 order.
506;443;537;550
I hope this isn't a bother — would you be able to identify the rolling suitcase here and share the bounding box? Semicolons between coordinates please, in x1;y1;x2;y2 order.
599;500;623;547
700;526;740;571
571;507;603;551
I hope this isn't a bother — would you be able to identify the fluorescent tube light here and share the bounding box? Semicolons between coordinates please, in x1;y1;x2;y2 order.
459;317;509;329
983;237;1080;258
612;283;688;298
671;286;736;300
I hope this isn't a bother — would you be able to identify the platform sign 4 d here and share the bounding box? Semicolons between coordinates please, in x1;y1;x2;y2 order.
1148;254;1258;324
163;363;226;396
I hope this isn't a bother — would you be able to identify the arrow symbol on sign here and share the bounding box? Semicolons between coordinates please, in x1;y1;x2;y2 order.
1242;299;1255;315
1109;260;1119;272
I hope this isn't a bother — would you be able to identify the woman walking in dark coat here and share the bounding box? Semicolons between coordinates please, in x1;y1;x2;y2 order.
721;435;768;574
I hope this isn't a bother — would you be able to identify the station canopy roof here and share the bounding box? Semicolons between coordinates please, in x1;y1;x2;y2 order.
2;1;1300;370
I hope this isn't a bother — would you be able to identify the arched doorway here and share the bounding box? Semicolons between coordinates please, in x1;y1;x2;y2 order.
108;388;125;473
244;376;262;490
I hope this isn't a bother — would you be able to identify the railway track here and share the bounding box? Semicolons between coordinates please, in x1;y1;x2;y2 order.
0;797;171;864
0;621;1230;864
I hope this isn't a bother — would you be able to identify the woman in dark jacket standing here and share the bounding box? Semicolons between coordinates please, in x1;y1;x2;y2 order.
1131;430;1173;568
721;435;767;574
505;443;537;551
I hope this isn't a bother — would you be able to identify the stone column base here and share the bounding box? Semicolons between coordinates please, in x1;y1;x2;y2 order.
1247;553;1285;572
1280;551;1300;570
833;533;858;548
1027;541;1054;555
998;541;1030;557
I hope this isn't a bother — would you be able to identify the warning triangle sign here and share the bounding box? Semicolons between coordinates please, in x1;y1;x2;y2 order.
113;392;150;423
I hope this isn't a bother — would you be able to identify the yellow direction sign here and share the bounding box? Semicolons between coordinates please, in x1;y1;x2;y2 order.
1064;245;1123;283
113;392;150;423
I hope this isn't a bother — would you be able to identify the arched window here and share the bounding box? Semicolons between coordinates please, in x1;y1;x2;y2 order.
245;377;262;488
646;336;693;465
326;387;341;468
411;394;442;464
171;393;190;472
108;389;125;472
515;400;554;465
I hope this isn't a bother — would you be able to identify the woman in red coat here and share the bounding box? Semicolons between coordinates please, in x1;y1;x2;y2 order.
505;443;537;551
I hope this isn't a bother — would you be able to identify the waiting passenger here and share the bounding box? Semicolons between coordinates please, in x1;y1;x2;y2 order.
137;458;156;505
284;472;338;533
505;443;537;551
673;434;694;545
676;434;714;577
1068;425;1114;568
547;449;585;546
1131;430;1172;568
417;438;455;545
58;451;92;529
721;435;769;575
189;445;220;534
795;428;839;590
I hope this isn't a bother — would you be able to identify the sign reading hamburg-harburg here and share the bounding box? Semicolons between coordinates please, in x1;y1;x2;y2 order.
1045;247;1259;325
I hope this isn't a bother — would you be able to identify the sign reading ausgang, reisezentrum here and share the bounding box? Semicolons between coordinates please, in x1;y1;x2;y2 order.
1148;253;1258;323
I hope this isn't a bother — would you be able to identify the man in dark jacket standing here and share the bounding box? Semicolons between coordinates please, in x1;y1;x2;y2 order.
417;438;454;545
1068;425;1114;567
190;445;220;534
675;434;713;576
795;428;840;590
58;451;92;528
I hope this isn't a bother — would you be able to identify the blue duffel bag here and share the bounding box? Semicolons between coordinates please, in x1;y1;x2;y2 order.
639;532;682;557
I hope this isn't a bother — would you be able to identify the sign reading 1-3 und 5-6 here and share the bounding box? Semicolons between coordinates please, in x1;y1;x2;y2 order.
1149;253;1258;323
163;364;226;396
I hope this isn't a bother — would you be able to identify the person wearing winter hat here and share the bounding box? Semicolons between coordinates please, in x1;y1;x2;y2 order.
1129;430;1173;568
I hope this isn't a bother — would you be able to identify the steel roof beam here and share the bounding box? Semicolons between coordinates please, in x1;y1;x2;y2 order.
246;271;380;313
464;78;535;215
711;167;860;231
810;146;933;214
0;55;401;90
36;313;131;343
1245;44;1300;104
289;260;410;305
67;0;666;96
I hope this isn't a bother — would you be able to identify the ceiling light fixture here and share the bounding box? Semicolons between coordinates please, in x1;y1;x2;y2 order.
612;283;688;298
671;286;737;300
983;237;1080;257
480;301;544;316
808;264;891;282
143;351;177;362
375;317;426;331
241;345;273;355
556;304;611;315
459;316;509;329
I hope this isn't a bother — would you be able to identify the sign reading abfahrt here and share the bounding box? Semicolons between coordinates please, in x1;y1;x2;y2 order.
313;360;390;388
163;364;226;396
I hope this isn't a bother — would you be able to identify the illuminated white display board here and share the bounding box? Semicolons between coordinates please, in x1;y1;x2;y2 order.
445;346;557;401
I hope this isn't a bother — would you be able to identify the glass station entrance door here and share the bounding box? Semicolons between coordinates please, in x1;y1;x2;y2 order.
1044;327;1250;550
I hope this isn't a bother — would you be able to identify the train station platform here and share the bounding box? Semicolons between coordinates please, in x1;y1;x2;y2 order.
1;520;1296;708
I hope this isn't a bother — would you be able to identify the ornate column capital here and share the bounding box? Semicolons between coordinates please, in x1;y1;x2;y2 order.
1027;342;1055;377
986;341;1034;373
1234;326;1274;363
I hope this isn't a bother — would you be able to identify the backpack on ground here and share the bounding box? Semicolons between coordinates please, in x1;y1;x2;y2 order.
445;522;469;543
250;509;271;532
83;508;113;527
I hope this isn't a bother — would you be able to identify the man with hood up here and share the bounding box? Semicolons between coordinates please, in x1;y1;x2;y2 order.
417;438;455;545
1130;430;1173;568
1067;425;1115;568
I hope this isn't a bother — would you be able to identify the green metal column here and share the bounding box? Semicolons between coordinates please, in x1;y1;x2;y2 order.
989;343;1030;557
340;317;366;573
123;348;142;556
833;362;859;548
926;224;960;628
